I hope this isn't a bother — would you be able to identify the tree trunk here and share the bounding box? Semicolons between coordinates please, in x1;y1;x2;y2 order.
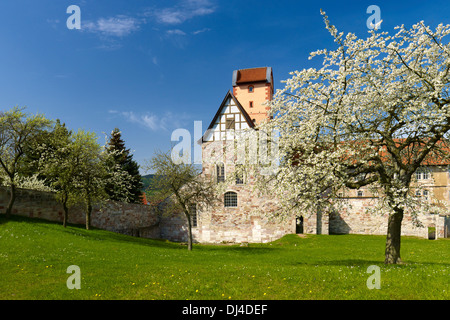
385;208;404;264
185;212;193;251
86;200;92;230
62;201;69;228
5;183;16;219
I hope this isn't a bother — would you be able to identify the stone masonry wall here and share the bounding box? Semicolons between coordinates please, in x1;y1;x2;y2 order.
0;186;160;238
329;197;447;239
1;184;447;243
195;140;295;244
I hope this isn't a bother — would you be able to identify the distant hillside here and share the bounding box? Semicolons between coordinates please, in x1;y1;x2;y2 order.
141;174;156;191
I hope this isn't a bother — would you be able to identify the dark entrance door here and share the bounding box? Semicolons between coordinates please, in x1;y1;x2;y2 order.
445;216;449;238
296;216;304;234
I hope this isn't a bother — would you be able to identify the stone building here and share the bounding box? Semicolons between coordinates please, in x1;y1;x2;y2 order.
165;67;448;244
163;67;297;243
3;68;448;243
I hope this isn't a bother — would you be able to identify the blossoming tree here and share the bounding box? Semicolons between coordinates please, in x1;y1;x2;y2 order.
257;11;450;264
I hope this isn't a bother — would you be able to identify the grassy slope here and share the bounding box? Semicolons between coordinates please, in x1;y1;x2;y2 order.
0;215;448;300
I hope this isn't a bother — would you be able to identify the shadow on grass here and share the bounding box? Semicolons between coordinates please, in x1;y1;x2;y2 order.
289;258;450;267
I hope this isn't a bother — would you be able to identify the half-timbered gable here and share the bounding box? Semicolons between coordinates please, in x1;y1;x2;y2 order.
202;90;255;143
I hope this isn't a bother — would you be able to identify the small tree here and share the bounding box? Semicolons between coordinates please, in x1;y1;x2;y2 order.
145;150;218;251
71;130;108;230
36;120;75;227
0;107;51;218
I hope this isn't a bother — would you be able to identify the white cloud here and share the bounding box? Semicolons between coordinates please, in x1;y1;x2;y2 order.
121;111;160;131
166;29;187;36
83;15;141;37
192;27;211;35
110;110;190;132
152;0;216;25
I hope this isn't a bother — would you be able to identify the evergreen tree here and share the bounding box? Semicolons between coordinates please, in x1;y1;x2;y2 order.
105;128;143;203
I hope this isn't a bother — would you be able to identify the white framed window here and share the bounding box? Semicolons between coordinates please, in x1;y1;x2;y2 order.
415;168;430;180
224;191;238;207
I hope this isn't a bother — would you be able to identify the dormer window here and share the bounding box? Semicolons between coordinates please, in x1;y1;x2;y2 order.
248;85;254;93
415;167;430;180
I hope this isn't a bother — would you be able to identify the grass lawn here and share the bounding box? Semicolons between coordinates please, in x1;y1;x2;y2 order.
0;215;448;300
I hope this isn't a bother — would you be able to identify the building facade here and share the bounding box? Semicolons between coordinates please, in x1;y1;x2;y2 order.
162;67;449;243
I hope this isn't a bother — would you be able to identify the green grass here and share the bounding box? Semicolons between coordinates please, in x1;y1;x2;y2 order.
0;215;448;300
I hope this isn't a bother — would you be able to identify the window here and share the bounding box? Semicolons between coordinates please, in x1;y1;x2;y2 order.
357;190;363;197
415;168;430;180
249;101;254;108
235;164;244;185
248;85;254;93
224;191;238;207
415;190;429;200
415;171;422;180
225;118;235;130
216;163;225;183
189;204;197;227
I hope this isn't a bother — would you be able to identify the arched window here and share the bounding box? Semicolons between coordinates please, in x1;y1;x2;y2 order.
224;191;238;207
248;85;254;93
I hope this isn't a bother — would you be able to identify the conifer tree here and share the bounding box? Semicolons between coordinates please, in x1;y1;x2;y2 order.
105;128;143;203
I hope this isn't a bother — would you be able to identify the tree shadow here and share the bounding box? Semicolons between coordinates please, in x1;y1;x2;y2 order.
289;259;450;267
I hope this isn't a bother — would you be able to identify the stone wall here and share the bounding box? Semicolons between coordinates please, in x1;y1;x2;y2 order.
328;197;448;239
193;140;295;244
1;184;447;243
159;208;294;244
0;186;160;238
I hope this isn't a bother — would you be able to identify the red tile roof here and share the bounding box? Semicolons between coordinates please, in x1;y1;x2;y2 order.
141;192;149;205
235;67;269;84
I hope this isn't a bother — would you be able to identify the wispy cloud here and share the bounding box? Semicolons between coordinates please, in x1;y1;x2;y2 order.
75;1;215;50
109;110;190;132
192;27;211;35
83;15;141;37
151;0;216;25
166;29;187;36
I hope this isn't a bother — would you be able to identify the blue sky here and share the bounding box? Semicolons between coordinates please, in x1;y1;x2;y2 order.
1;0;449;173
